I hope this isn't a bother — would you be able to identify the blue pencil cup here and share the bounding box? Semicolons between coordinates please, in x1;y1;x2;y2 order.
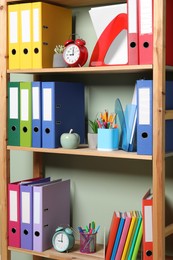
97;128;119;151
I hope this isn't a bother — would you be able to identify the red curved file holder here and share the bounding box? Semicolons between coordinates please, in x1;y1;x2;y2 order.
89;13;128;66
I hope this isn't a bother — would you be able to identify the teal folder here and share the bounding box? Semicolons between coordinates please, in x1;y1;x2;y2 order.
20;82;32;147
8;82;20;146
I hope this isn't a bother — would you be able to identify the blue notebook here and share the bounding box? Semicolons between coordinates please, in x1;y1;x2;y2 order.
111;212;126;260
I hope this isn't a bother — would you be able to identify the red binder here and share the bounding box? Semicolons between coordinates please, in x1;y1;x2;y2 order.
8;177;40;247
165;0;173;66
105;211;121;260
138;0;153;65
138;0;173;65
142;189;153;259
127;0;138;65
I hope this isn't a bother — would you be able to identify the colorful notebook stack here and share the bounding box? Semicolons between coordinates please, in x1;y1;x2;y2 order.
106;210;143;260
8;81;85;148
8;177;70;252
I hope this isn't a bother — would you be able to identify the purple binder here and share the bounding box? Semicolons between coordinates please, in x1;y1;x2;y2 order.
20;177;51;250
33;179;70;252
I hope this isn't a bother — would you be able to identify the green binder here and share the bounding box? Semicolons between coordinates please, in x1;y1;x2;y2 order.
20;82;32;147
8;82;20;146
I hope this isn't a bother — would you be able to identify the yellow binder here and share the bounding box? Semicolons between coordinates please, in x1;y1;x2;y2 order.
8;4;20;69
32;2;72;68
20;3;32;69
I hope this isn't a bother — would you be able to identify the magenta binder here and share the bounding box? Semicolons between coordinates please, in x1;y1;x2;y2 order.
8;177;41;247
33;179;70;252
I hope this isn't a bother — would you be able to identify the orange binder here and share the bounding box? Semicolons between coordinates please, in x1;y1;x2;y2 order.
105;211;121;260
127;0;138;65
142;189;153;259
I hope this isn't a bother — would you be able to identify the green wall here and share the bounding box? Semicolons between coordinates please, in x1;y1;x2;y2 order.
10;7;173;260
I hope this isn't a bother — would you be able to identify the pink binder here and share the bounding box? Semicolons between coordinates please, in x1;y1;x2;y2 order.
8;177;40;247
127;0;138;65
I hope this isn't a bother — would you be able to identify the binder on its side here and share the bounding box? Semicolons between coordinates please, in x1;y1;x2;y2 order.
8;4;20;69
105;211;121;260
142;189;153;260
20;82;32;147
138;0;153;64
111;212;126;260
127;0;138;65
20;177;51;250
42;82;85;148
32;2;72;68
33;179;70;252
20;3;32;69
32;81;42;148
8;177;41;247
8;82;20;146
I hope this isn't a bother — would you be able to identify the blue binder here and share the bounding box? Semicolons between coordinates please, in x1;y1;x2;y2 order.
42;82;85;148
137;80;173;155
32;81;42;147
20;177;50;250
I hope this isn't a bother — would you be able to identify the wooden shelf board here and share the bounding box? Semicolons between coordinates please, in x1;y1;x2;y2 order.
8;243;104;260
7;145;152;160
7;0;128;8
7;64;152;75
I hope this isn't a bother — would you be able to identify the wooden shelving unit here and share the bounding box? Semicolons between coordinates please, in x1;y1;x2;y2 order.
0;0;173;259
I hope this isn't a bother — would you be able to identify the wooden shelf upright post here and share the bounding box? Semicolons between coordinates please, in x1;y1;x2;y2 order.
0;0;10;259
153;0;166;259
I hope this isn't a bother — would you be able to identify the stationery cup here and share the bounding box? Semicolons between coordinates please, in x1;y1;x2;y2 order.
80;233;96;254
97;128;119;151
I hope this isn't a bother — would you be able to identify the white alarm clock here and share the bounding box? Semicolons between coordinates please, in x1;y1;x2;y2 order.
52;227;75;253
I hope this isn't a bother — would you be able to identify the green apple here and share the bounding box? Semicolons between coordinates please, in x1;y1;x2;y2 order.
60;129;80;149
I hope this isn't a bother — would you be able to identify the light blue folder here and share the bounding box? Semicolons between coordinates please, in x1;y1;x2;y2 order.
115;98;137;152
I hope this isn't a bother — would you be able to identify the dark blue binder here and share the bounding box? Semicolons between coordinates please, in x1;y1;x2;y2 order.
42;82;85;148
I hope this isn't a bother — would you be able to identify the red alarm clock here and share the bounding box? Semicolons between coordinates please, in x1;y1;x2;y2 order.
63;38;88;67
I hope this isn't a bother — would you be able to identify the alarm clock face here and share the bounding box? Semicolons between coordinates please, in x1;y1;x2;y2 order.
63;44;80;65
54;232;69;252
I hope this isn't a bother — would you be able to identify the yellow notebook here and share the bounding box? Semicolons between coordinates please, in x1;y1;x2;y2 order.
32;2;72;69
121;211;138;260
